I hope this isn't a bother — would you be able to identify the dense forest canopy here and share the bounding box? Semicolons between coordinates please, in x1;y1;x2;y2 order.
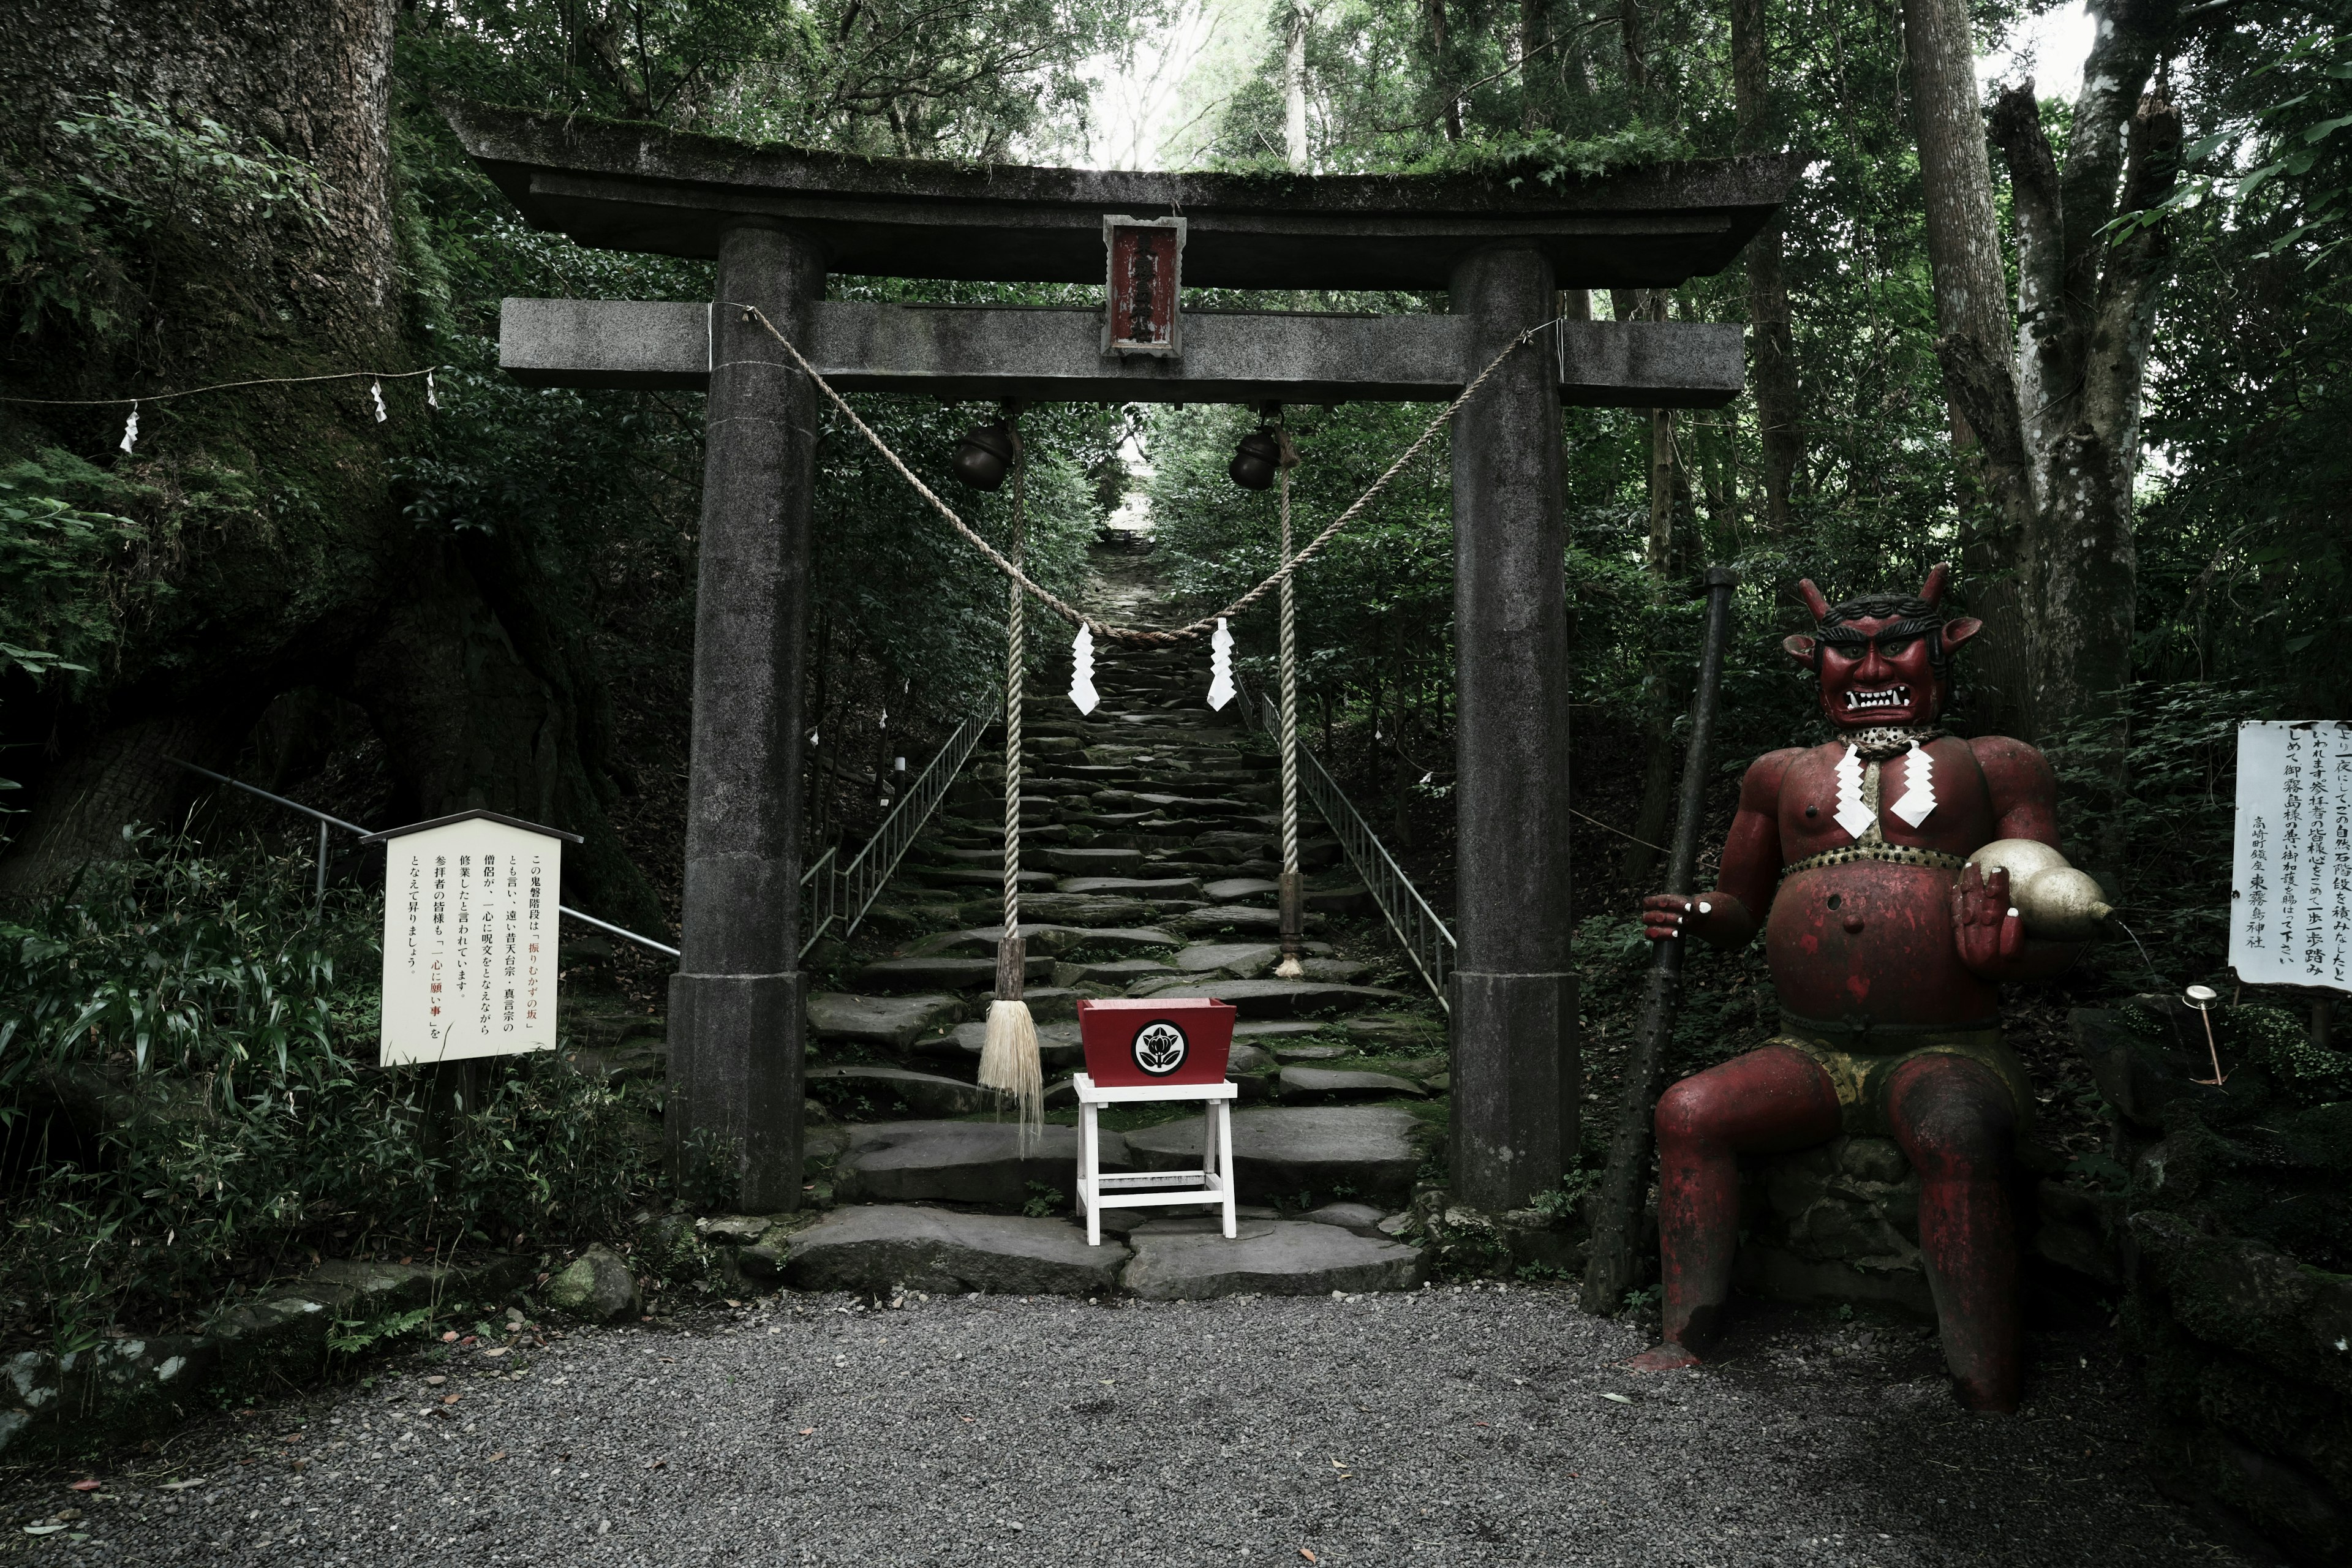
0;0;2345;1377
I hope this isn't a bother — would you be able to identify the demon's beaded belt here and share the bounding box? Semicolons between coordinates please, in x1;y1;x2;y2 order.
1780;842;1970;879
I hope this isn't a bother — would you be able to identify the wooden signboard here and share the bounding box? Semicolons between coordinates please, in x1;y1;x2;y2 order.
1102;215;1185;358
361;810;584;1066
2231;719;2352;991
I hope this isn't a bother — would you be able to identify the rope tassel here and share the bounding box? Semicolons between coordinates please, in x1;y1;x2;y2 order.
979;412;1042;1145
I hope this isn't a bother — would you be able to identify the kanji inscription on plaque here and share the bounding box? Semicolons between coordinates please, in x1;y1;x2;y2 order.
366;810;577;1065
2231;720;2352;991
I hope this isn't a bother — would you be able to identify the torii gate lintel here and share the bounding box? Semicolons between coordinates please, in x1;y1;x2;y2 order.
448;104;1795;1216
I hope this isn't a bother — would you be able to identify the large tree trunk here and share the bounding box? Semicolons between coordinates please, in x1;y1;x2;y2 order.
1731;0;1801;532
1285;1;1310;170
0;2;663;937
0;0;402;894
1901;0;2035;736
1910;0;2184;805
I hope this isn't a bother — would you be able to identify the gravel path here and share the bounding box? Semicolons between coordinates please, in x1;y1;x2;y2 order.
16;1288;2250;1567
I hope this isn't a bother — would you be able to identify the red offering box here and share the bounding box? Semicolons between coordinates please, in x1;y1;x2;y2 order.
1077;997;1237;1087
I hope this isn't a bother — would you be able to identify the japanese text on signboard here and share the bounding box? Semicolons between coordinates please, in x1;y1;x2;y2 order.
2231;720;2352;990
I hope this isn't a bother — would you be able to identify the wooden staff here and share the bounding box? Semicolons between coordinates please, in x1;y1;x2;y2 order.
1583;565;1738;1315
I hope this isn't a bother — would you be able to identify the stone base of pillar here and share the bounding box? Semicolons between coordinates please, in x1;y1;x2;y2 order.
666;971;805;1213
1446;970;1578;1212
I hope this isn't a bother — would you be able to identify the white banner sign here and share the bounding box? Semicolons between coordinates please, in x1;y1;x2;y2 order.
2231;720;2352;992
379;815;562;1065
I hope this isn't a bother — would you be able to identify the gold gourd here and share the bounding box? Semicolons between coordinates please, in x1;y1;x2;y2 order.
1962;839;2115;941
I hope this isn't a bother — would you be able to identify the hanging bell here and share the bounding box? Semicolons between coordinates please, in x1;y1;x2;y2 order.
954;421;1018;491
1228;428;1283;491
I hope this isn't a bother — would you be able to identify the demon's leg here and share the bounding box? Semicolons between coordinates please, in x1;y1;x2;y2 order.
1884;1053;2020;1413
1645;1045;1841;1360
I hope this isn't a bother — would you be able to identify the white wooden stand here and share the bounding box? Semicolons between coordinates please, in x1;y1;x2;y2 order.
1074;1073;1238;1246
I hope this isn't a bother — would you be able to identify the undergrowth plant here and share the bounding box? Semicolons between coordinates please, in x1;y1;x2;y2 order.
0;829;655;1354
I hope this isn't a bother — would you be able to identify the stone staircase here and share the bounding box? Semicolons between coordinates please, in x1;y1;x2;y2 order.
772;539;1449;1298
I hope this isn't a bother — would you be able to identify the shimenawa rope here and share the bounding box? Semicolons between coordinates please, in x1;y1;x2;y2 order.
978;415;1044;1142
1274;420;1306;980
727;303;1559;647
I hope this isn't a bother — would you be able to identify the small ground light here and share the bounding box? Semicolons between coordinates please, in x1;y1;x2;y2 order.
2184;984;2227;1085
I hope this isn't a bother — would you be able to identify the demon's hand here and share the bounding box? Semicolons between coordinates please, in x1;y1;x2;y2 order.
1950;863;2027;974
1640;892;1751;947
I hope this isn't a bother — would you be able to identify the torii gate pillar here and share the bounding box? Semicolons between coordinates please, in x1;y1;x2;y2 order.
668;222;821;1210
1449;247;1575;1212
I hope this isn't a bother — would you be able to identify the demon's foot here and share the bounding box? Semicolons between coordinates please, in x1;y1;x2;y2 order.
1629;1342;1703;1373
1952;1376;2019;1415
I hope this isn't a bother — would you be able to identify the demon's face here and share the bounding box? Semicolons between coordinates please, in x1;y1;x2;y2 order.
1781;564;1983;731
1812;612;1949;727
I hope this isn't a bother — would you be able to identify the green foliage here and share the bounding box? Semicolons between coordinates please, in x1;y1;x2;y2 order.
0;450;157;692
325;1305;434;1357
1022;1181;1066;1218
0;93;326;340
55;93;327;235
0;831;654;1351
398;0;1160;162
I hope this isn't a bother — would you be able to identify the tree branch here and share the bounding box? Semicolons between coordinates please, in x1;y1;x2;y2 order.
1989;78;2076;449
2082;89;2182;453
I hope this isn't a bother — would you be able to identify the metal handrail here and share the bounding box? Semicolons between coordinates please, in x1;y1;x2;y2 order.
1236;677;1457;1010
799;711;989;957
165;758;682;958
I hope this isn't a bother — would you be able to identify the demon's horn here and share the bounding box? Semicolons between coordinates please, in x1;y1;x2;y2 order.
1796;578;1833;621
1918;562;1952;606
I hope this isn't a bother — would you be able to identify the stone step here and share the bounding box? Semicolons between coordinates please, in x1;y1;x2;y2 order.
1053;956;1177;987
1306;884;1377;917
1202;876;1280;905
1343;1014;1449;1050
1091;791;1257;818
1041;846;1145;876
1123;1219;1423;1300
990;986;1084;1021
807;1065;993;1117
918;847;1006;867
1054;875;1206;899
907;924;1179;959
808;993;966;1049
1277;1065;1427;1102
1122;976;1407;1019
831;1120;1123;1206
1172;941;1278;978
1125;1104;1425;1205
1166;905;1324;938
938;1019;1086;1071
904;866;1058;891
851;954;1053;993
1009;893;1156;927
785;1206;1129;1296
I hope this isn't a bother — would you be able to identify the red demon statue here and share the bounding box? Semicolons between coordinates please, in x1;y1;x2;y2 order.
1634;564;2076;1412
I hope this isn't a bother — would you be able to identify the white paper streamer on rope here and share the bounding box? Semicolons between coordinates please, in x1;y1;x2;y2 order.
118;404;139;455
425;369;439;410
1833;745;1874;839
1889;741;1937;828
371;380;387;423
1206;618;1235;710
1069;624;1099;714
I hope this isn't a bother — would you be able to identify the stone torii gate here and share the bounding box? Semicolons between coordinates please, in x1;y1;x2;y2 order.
447;104;1794;1216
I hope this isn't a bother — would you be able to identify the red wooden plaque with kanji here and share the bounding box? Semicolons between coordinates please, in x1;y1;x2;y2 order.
1102;216;1185;358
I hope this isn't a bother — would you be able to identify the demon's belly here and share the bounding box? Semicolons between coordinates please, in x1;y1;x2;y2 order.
1765;862;1999;1025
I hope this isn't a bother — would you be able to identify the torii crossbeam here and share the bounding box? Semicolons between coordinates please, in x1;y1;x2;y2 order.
447;102;1796;1215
